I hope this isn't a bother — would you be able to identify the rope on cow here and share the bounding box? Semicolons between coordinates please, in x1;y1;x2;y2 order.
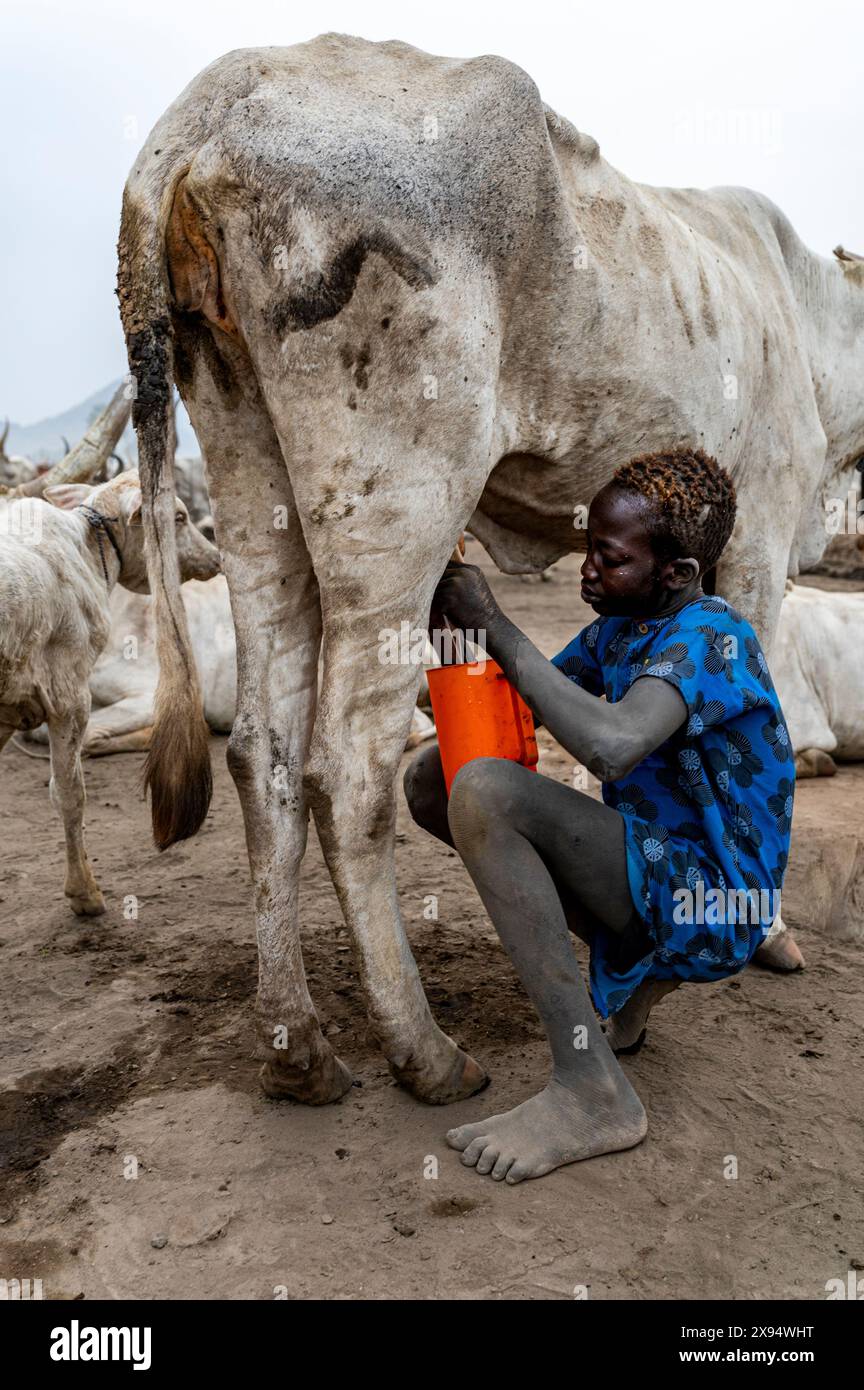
10;734;51;760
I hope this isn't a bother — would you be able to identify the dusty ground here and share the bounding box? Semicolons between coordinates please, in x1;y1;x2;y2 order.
1;543;862;1301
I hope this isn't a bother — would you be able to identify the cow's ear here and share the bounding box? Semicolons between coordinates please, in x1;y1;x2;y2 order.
125;488;143;525
44;483;92;510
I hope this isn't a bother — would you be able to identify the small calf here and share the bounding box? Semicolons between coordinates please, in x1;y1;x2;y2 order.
0;472;219;914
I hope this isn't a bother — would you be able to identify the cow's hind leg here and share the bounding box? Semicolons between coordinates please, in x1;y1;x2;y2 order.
175;324;351;1104
47;697;105;916
281;473;488;1104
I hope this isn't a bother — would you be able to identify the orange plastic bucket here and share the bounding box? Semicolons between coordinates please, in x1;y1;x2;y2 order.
426;658;539;795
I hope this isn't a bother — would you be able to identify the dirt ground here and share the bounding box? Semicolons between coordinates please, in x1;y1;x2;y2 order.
1;543;862;1301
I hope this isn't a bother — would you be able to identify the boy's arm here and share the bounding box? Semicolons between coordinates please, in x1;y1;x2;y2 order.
486;612;686;779
433;561;688;779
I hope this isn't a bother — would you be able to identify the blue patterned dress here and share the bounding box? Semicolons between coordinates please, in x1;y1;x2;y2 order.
551;596;794;1017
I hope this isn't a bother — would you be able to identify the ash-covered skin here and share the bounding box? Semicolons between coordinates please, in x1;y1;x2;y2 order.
435;486;698;784
416;484;704;1182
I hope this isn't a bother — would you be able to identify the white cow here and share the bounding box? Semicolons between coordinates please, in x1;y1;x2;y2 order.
773;581;864;777
0;473;219;914
118;35;864;1105
81;579;236;754
54;576;434;756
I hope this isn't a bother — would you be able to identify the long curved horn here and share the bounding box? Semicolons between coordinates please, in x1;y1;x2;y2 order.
6;384;131;498
0;419;9;455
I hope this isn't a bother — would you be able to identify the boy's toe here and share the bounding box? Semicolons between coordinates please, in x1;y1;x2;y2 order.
491;1153;516;1181
460;1137;489;1168
475;1144;500;1175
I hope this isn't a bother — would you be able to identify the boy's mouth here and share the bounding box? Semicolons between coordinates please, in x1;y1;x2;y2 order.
580;582;603;604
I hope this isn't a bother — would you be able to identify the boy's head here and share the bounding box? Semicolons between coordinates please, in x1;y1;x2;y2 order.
581;447;737;617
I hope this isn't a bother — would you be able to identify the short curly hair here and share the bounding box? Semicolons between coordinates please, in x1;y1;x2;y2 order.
610;447;737;572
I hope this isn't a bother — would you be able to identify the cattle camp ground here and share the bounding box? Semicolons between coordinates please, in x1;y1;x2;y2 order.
2;545;863;1302
1;1;864;1324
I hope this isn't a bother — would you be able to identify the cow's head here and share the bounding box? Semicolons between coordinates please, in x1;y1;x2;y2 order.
45;471;221;592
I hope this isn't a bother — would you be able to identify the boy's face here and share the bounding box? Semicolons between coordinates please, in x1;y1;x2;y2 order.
581;485;699;617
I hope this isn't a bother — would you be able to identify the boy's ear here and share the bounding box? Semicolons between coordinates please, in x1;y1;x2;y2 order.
44;483;92;511
665;555;700;589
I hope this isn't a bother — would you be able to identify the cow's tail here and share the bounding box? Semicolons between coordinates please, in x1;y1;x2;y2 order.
117;186;212;850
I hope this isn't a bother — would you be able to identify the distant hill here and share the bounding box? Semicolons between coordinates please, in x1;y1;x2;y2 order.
4;380;200;462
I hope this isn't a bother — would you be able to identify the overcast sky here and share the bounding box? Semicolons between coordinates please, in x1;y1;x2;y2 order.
2;0;862;423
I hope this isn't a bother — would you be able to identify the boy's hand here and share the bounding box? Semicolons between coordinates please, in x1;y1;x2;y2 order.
432;562;501;631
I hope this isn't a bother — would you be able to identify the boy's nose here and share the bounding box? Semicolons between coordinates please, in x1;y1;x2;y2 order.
581;555;599;582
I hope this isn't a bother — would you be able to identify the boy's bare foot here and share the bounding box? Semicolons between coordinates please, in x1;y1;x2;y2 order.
446;1073;647;1184
603;978;681;1053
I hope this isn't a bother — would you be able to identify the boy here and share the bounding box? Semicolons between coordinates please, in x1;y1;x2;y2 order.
404;447;793;1183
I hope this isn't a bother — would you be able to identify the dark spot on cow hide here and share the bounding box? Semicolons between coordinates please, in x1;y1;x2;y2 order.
171;312;239;405
697;263;717;338
339;342;372;390
354;342;371;390
263;230;436;335
670;278;695;347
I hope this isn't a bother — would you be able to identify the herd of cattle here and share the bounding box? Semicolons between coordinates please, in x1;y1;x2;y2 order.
0;388;860;918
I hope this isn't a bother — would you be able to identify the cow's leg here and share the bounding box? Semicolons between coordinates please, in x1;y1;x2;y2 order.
273;474;488;1105
714;499;790;653
175;326;351;1104
715;460;815;973
83;694;156;755
795;748;838;778
47;698;105;916
88;728;154;756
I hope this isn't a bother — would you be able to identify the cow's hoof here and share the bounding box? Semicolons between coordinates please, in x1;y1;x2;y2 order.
391;1037;489;1105
68;890;106;917
259;1050;353;1105
753;932;806;972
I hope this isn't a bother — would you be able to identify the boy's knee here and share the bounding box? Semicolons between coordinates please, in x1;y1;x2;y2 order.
448;756;524;835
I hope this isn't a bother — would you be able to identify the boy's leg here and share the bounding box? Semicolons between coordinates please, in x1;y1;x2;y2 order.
402;742;454;849
439;755;648;1183
404;743;677;1056
404;743;644;954
603;979;681;1052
